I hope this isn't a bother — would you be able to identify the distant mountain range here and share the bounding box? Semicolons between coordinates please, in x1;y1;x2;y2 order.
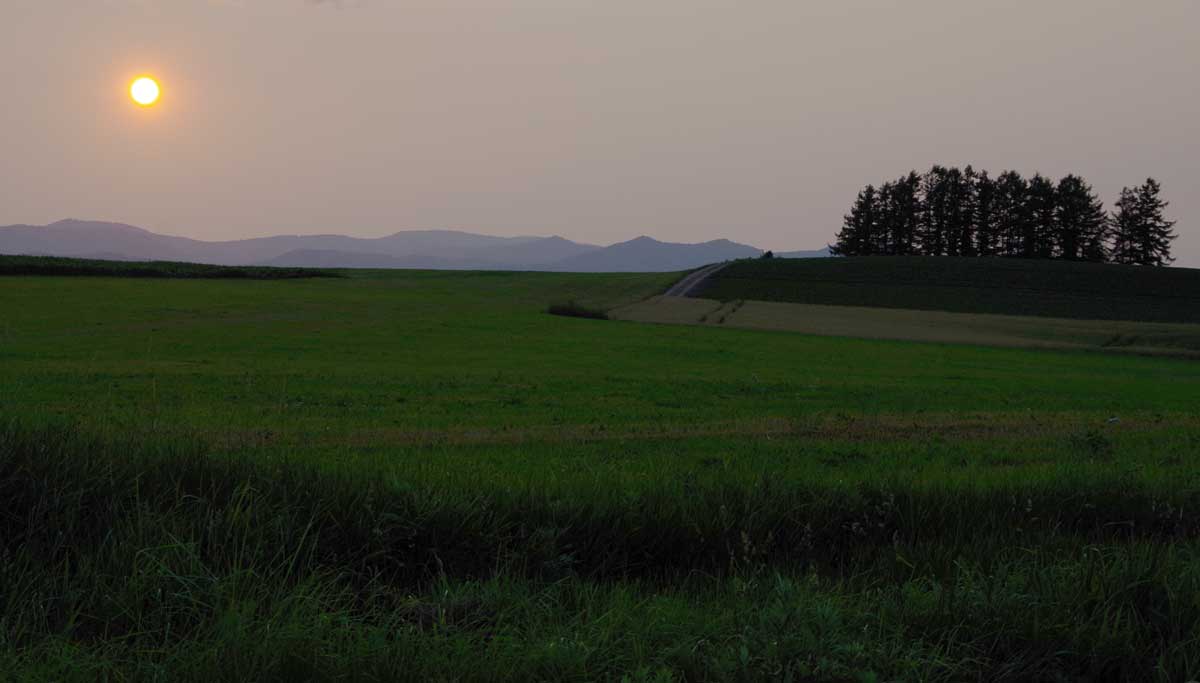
0;220;829;272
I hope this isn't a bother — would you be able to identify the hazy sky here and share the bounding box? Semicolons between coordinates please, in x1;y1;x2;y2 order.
3;0;1197;262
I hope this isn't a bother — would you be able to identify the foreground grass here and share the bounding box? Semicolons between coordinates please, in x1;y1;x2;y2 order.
3;269;1200;680
4;423;1200;681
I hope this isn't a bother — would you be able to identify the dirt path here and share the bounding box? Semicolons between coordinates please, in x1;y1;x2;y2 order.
664;262;729;297
611;295;1200;357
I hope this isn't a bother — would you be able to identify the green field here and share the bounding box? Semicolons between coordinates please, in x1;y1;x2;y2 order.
697;256;1200;323
3;266;1200;681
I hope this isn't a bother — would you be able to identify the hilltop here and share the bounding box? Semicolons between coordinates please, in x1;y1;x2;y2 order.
695;256;1200;324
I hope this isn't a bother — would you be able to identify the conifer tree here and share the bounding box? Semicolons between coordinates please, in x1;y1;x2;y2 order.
1054;175;1108;261
874;181;898;254
890;171;922;255
951;166;978;257
1135;178;1177;266
918;166;951;256
1026;174;1057;259
973;170;1000;256
1109;179;1177;266
993;171;1029;257
1109;187;1140;265
833;168;1173;266
830;185;880;256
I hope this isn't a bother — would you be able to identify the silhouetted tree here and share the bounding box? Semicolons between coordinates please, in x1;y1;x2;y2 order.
1137;178;1177;266
993;170;1030;257
874;181;898;254
849;172;922;256
918;166;952;256
832;168;1175;266
949;166;977;256
892;171;923;255
1109;187;1140;265
1025;174;1057;259
830;185;880;256
1111;178;1176;266
973;170;1000;256
1054;175;1108;261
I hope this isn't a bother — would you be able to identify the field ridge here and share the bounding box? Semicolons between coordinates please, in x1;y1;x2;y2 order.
696;256;1200;324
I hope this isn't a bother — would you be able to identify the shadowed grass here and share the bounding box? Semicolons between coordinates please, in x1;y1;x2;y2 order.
3;422;1200;680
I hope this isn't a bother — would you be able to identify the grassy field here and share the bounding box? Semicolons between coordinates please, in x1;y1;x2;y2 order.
614;296;1200;356
3;266;1200;681
696;256;1200;323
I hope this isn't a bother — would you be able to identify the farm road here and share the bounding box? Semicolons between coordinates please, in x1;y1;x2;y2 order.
664;262;728;297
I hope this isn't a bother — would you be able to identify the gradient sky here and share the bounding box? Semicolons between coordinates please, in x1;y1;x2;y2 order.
3;0;1197;263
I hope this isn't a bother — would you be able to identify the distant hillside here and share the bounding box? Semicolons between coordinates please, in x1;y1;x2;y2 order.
0;220;588;269
0;220;212;262
695;256;1200;324
260;250;469;270
0;254;338;279
550;236;761;272
0;220;821;272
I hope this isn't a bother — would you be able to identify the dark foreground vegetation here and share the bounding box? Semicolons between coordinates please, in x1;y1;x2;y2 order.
0;254;341;279
3;269;1200;680
698;256;1200;324
547;299;610;320
4;420;1200;681
831;167;1177;266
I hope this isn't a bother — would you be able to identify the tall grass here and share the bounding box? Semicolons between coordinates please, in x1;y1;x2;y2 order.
2;421;1199;680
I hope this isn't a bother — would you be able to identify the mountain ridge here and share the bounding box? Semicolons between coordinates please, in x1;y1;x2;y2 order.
0;220;828;272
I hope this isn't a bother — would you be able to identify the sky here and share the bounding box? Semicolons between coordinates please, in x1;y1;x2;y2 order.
2;0;1197;263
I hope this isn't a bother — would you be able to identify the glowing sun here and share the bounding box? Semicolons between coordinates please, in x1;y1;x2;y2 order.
130;77;161;107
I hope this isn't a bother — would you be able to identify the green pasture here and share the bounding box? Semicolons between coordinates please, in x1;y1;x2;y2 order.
3;267;1200;681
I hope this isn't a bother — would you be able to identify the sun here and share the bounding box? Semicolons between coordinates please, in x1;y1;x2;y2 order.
130;77;161;107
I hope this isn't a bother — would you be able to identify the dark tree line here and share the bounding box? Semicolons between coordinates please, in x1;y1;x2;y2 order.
831;167;1177;266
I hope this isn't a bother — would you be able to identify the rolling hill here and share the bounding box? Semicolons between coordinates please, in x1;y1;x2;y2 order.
0;220;808;272
694;256;1200;323
548;236;762;272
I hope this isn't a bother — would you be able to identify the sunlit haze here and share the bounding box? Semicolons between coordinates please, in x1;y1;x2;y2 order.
3;0;1197;263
